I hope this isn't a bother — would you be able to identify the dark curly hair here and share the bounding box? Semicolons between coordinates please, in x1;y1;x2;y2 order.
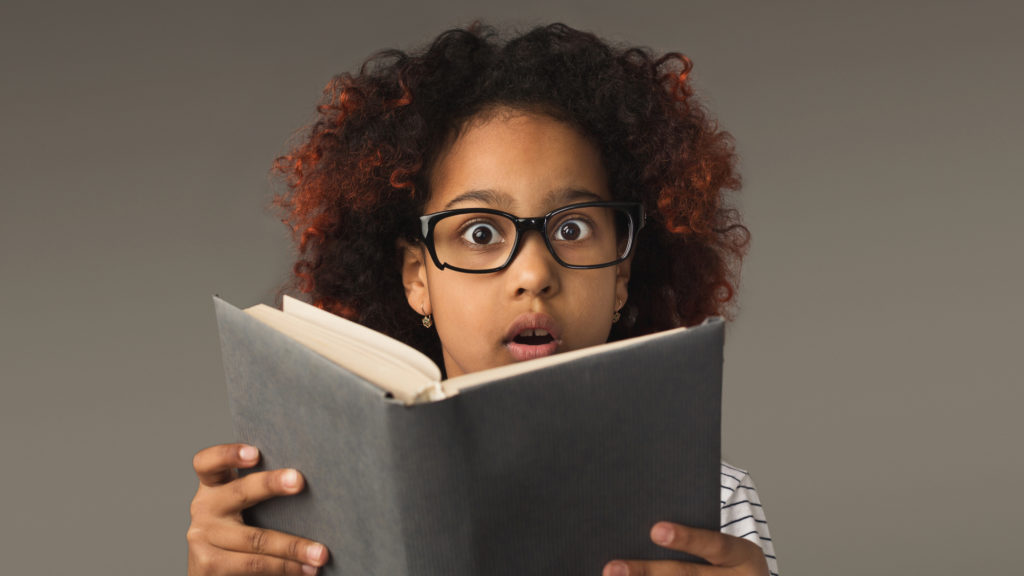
273;22;748;367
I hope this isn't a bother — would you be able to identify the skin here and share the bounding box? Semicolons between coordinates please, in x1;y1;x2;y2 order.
186;109;769;576
399;109;630;377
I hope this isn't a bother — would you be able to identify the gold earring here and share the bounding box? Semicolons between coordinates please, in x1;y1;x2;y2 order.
612;310;621;324
422;314;433;328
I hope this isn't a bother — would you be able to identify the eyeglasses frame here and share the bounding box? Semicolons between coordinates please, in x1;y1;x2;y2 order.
417;201;647;274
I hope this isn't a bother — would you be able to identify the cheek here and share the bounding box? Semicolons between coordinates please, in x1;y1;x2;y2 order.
561;271;620;342
425;274;506;376
427;273;498;331
565;269;619;309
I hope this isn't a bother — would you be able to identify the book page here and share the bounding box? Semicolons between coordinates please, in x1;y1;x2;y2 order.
244;304;445;404
281;296;442;383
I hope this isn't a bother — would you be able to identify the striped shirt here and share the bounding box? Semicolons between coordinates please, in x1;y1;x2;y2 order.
721;462;778;576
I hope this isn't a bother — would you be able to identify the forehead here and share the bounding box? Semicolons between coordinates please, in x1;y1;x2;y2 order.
426;109;609;213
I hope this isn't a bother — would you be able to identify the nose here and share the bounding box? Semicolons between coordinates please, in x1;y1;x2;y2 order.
507;230;560;298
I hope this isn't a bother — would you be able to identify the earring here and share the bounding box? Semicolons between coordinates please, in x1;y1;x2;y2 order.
420;304;433;329
610;297;626;319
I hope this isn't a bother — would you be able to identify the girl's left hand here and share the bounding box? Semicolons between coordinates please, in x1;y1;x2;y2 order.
603;522;769;576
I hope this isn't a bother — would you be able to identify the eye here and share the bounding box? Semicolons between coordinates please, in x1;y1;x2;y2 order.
460;222;504;245
552;218;593;242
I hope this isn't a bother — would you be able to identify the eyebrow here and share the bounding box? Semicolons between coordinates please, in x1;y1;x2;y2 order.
441;187;606;211
442;190;514;210
549;188;605;204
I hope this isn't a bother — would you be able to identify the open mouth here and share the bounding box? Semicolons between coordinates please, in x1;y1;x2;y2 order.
504;313;561;361
512;329;555;346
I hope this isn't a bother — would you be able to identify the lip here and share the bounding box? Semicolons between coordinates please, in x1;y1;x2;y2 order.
503;312;563;362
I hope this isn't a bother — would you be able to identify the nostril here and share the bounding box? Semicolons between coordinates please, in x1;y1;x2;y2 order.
516;285;550;296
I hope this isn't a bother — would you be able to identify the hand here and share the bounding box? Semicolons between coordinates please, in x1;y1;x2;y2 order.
187;443;330;575
603;522;769;576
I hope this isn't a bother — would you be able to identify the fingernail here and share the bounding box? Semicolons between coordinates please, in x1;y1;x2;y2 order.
281;469;299;489
301;565;317;575
606;561;628;576
652;523;674;545
239;445;258;461
306;543;325;564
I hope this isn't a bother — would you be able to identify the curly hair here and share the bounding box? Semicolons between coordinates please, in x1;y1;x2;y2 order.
273;22;749;366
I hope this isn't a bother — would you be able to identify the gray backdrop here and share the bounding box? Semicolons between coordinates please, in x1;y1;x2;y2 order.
2;1;1021;574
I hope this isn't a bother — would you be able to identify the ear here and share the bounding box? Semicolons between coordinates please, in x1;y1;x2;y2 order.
614;254;633;313
397;239;432;316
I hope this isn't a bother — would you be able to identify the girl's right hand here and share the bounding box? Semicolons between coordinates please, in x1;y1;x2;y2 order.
187;443;330;575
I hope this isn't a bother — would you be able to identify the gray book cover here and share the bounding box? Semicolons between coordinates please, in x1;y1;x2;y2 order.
214;296;723;575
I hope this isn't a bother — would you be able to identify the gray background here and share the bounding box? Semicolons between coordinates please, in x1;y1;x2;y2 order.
2;1;1021;574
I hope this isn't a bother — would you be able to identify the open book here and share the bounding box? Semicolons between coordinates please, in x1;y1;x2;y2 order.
215;295;723;575
246;295;709;405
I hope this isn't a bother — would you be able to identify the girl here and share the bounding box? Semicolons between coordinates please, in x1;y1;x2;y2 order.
188;23;777;576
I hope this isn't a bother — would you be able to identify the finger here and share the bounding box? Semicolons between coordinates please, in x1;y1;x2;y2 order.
603;559;708;576
208;468;305;515
190;543;320;576
193;444;261;487
649;522;762;568
205;519;330;568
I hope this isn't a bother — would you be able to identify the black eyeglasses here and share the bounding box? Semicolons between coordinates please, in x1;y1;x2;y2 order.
418;201;646;274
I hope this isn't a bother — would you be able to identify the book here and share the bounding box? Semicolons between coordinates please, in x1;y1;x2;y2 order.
214;295;723;575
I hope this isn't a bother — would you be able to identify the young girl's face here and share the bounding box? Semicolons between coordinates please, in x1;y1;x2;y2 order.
401;108;632;378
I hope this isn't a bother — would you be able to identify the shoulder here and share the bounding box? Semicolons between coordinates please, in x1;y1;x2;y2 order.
719;461;767;533
720;461;779;576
